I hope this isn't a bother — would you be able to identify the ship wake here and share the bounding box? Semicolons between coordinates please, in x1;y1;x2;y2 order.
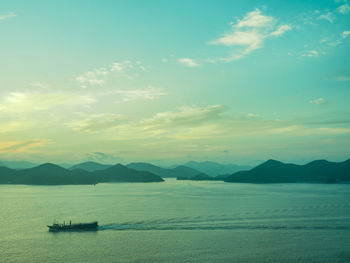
98;214;350;231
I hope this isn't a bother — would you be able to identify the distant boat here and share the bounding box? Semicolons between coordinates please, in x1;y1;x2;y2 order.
47;221;98;232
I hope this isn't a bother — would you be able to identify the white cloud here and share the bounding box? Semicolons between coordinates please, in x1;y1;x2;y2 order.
270;25;292;36
0;92;94;113
302;50;320;57
211;9;291;61
69;113;127;133
76;68;108;86
76;60;147;87
236;9;275;28
0;12;16;20
178;58;199;67
342;31;350;38
317;12;333;23
334;75;350;81
310;98;325;104
110;60;133;72
337;4;350;14
143;105;227;128
113;87;167;103
0;139;49;154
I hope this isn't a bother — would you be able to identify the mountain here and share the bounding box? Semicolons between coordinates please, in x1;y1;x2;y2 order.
224;159;350;184
0;163;163;185
0;160;37;169
16;163;96;185
184;161;251;176
69;161;112;172
126;162;202;178
94;164;164;182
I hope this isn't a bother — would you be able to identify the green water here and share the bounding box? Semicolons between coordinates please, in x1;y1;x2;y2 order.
1;179;350;262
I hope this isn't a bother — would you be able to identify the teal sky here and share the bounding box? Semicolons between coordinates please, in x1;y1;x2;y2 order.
0;0;350;165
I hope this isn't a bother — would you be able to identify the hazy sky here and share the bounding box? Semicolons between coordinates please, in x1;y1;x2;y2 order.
0;0;349;165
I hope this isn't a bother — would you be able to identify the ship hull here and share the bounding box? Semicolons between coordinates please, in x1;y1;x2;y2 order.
47;221;98;232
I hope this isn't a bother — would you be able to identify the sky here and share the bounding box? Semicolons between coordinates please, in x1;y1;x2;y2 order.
0;0;350;165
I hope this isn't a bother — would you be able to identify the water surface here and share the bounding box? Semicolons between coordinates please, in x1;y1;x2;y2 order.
1;179;350;262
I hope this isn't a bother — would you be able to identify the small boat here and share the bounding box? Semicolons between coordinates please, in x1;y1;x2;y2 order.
47;220;98;232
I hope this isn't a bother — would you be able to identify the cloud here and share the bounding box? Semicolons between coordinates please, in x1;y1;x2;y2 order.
69;113;127;133
142;105;228;128
76;60;147;87
0;12;16;20
270;25;292;36
113;87;167;103
310;98;325;104
86;152;121;163
318;14;333;23
110;60;133;72
0;139;48;153
0;122;24;133
210;9;291;61
236;9;275;28
342;31;350;38
337;4;350;14
302;50;320;57
317;12;333;23
69;105;228;136
76;68;108;87
335;75;350;81
0;92;94;113
178;58;199;67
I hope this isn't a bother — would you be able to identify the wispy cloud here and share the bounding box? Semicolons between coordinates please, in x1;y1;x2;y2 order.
178;58;199;67
0;139;48;153
0;12;16;20
334;75;350;81
310;98;325;104
270;25;292;36
342;31;350;38
210;9;291;61
76;60;147;88
0;92;94;113
302;50;320;57
0;122;24;134
337;4;350;14
86;152;121;163
69;113;127;133
317;11;334;23
76;68;108;87
113;87;167;103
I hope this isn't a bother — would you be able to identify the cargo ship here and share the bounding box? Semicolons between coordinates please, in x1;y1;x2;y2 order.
47;221;98;232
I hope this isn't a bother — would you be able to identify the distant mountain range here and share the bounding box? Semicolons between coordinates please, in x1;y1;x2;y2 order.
0;160;37;169
184;161;251;176
69;161;112;172
224;159;350;184
1;158;349;185
0;163;164;185
126;162;203;178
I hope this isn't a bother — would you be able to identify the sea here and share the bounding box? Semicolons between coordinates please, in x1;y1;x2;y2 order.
1;179;350;263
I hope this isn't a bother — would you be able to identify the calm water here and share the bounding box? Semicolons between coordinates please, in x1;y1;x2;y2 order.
1;179;350;263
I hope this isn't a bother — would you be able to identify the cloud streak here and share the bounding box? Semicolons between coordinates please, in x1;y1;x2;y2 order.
0;139;48;153
178;58;199;67
0;92;94;113
210;9;291;61
0;12;16;20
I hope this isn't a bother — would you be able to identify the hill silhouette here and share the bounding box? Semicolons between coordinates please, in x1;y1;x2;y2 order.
0;163;163;185
94;164;164;182
0;160;37;169
69;161;112;172
184;161;251;176
126;162;202;178
224;159;350;184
